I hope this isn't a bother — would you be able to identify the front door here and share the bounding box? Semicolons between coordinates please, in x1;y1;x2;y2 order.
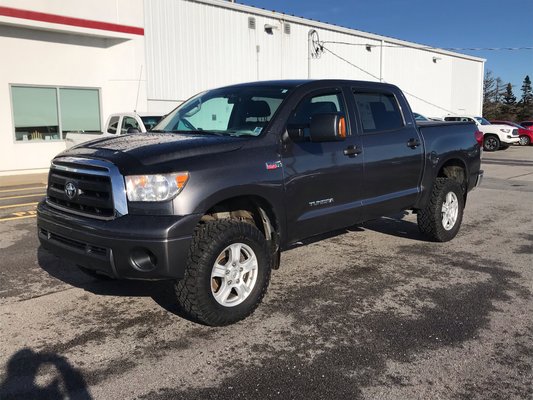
281;87;363;243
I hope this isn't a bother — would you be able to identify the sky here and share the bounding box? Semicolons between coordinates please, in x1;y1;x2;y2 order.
237;0;533;96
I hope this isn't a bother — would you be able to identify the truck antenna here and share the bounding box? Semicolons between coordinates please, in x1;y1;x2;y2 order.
134;65;143;113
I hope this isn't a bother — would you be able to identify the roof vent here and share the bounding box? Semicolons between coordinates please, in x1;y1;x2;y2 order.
284;23;291;34
248;17;256;29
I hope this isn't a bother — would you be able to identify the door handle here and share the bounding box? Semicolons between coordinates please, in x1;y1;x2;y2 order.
343;145;362;157
407;138;421;149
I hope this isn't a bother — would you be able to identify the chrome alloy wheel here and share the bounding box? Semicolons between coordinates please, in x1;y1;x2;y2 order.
210;243;258;307
441;192;459;231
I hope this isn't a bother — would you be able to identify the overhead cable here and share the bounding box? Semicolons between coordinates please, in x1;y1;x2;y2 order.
321;44;457;115
322;41;533;52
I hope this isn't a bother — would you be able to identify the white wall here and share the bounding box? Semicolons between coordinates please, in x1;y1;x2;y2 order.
0;0;485;175
0;0;145;175
144;0;484;118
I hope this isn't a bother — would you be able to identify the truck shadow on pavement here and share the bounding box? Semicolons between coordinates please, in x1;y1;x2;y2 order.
36;247;194;321
291;212;429;247
359;212;432;242
0;348;92;400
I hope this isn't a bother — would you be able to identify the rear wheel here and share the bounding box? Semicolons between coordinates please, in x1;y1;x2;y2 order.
483;135;500;151
175;219;271;326
519;135;531;146
417;178;464;242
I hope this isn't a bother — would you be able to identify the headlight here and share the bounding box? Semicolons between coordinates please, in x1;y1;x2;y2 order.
125;172;189;202
500;128;510;133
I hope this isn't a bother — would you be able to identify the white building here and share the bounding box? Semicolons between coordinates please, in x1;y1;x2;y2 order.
0;0;485;176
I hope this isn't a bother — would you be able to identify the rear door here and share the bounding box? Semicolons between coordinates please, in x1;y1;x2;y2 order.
281;86;364;243
352;87;424;219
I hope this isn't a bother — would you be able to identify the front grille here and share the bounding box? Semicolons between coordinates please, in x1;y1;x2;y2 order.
45;157;127;220
512;128;519;136
40;228;108;257
47;168;114;219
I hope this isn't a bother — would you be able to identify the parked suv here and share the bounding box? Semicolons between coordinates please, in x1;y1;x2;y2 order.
490;120;533;146
444;116;520;151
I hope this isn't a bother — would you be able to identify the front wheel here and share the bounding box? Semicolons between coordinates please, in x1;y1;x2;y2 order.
175;219;271;326
519;135;531;146
417;178;464;242
483;135;500;151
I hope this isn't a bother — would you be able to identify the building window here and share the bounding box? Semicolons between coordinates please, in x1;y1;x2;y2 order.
11;85;101;142
59;88;101;134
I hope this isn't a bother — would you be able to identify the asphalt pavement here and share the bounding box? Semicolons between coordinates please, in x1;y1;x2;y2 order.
0;146;532;399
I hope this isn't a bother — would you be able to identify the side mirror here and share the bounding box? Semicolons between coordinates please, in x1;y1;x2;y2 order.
309;113;347;142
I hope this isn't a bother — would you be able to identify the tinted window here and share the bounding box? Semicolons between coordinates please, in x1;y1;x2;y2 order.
287;92;345;140
353;91;403;132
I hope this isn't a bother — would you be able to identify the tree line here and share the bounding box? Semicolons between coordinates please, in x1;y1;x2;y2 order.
483;72;533;122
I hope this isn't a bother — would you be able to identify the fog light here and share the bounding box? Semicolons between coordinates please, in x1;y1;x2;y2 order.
129;248;157;272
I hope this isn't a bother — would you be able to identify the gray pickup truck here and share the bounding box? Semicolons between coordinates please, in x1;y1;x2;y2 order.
37;79;483;326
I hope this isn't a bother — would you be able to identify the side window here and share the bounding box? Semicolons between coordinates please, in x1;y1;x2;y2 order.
353;91;403;133
107;116;119;134
121;116;140;134
287;91;345;140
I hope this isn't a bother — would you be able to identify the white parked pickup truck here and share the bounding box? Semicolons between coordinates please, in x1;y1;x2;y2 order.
65;112;163;148
443;115;520;151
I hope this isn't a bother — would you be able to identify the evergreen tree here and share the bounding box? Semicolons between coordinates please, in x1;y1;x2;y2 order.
521;75;533;105
502;83;516;105
518;75;533;121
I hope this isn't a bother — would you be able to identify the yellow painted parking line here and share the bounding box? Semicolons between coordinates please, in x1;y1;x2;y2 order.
0;186;47;193
0;202;38;209
0;193;45;201
0;214;37;222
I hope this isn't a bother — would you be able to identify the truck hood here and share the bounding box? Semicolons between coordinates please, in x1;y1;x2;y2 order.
58;132;246;169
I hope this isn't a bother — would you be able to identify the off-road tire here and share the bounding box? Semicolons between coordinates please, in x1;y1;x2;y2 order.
175;219;271;326
417;177;464;242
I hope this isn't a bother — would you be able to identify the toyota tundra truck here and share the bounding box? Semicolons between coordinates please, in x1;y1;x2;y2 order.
37;80;483;326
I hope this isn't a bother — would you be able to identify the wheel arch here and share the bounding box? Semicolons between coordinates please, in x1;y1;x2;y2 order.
198;194;282;268
437;158;468;191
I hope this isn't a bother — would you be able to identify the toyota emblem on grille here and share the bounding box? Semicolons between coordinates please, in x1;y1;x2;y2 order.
64;181;78;200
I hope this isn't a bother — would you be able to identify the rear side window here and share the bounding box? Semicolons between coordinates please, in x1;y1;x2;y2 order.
353;91;403;133
107;116;119;134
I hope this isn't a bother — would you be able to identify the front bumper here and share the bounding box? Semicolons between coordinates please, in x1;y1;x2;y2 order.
37;201;200;280
502;136;520;144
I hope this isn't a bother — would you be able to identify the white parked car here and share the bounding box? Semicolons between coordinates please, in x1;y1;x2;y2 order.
443;115;520;151
65;112;164;148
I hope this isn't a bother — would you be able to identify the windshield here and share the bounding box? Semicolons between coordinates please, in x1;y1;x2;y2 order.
474;117;491;125
153;85;292;137
140;116;163;131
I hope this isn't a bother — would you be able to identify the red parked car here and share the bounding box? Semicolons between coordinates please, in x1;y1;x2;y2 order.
519;121;533;131
490;120;533;146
